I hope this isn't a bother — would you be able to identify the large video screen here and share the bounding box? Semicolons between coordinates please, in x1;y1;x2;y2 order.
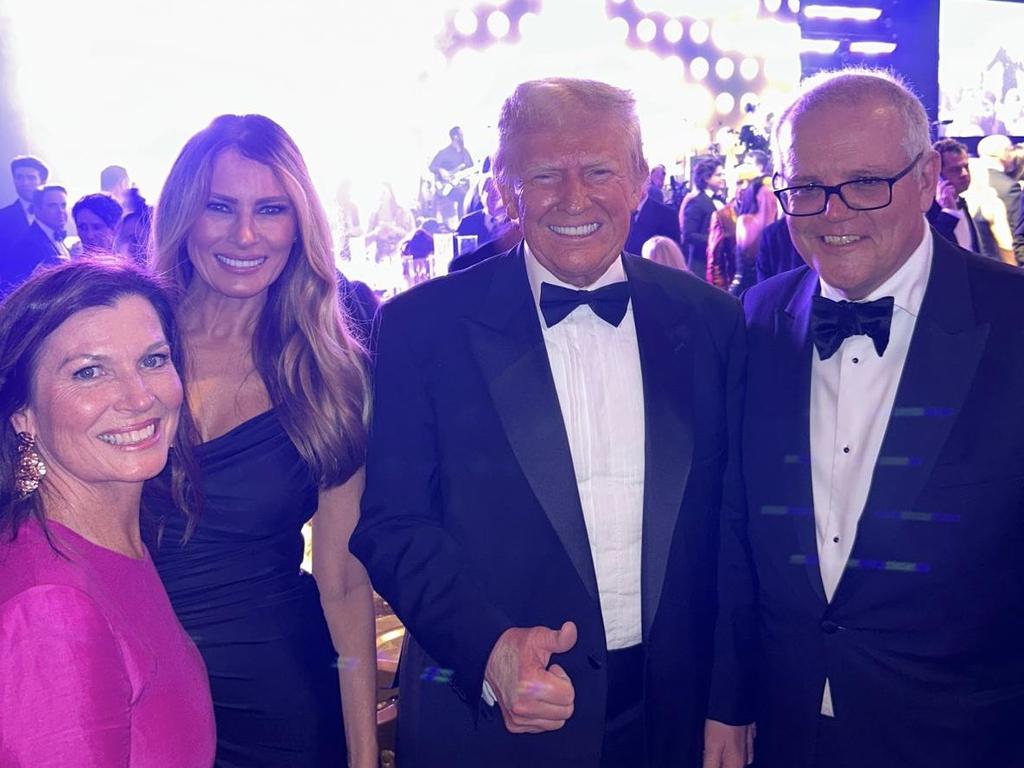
938;0;1024;136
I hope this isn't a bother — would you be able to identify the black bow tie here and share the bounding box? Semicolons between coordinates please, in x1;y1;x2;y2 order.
810;294;894;361
54;229;66;242
539;281;630;327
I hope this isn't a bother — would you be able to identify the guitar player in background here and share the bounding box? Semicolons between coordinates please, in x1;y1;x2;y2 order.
430;126;474;229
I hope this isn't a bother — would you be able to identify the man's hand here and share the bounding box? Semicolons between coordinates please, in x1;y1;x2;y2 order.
936;178;958;211
702;719;755;768
484;621;577;734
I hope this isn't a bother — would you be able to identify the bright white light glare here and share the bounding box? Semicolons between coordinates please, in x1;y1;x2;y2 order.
849;40;897;54
764;0;783;12
610;0;627;4
788;0;801;11
690;56;710;80
487;10;511;38
638;0;755;14
716;92;736;114
740;57;759;80
665;54;687;79
800;38;841;54
454;8;479;35
663;18;684;43
637;18;657;43
518;12;540;37
690;20;710;44
804;5;881;21
609;16;630;42
715;57;735;79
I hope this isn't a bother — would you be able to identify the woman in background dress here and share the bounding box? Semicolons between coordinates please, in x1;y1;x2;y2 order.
145;114;377;767
0;261;214;767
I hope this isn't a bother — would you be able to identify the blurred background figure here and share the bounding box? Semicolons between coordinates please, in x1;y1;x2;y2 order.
977;134;1022;263
624;173;681;256
429;126;474;229
335;179;362;261
70;192;122;259
145;113;377;768
116;187;152;266
100;164;132;209
927;138;981;254
0;261;215;767
645;163;667;203
2;184;69;293
366;183;415;263
641;234;688;271
681;157;726;280
0;155;48;260
732;150;778;294
400;227;434;285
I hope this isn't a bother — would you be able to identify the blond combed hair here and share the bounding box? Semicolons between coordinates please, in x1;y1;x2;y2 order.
151;114;368;488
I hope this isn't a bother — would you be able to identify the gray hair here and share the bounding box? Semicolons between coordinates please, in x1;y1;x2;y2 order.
772;68;931;177
493;78;648;190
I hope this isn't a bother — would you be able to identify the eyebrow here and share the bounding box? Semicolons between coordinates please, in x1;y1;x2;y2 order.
787;167;897;184
58;339;171;370
208;191;291;205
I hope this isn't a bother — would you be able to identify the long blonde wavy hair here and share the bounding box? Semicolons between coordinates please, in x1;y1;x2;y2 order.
151;114;368;487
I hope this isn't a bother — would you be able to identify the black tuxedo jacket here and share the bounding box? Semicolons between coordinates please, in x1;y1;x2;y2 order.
926;200;958;245
352;246;754;766
753;219;803;284
742;232;1024;767
624;198;681;255
0;199;30;259
1;221;62;294
456;209;493;242
682;192;718;269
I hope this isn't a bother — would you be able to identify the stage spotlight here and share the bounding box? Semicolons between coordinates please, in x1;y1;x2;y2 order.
716;92;736;115
518;11;540;37
666;54;687;79
663;18;684;43
690;19;710;44
606;15;630;41
799;38;840;54
740;57;759;80
691;56;710;80
849;41;896;54
454;8;478;35
764;0;783;12
487;10;511;38
803;5;881;21
715;57;735;80
788;0;801;11
637;18;657;43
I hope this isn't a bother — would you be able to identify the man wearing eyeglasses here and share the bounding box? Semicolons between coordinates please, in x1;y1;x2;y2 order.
741;69;1024;768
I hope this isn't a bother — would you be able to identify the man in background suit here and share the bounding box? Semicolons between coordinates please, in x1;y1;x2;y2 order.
926;138;980;254
2;185;69;293
977;134;1022;264
753;218;802;283
743;69;1024;767
352;77;754;767
0;155;48;259
681;158;725;280
623;186;680;256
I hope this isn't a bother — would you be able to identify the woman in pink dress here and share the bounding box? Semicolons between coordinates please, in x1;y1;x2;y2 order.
0;261;215;767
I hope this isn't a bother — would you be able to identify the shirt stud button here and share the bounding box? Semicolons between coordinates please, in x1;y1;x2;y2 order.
842;446;851;454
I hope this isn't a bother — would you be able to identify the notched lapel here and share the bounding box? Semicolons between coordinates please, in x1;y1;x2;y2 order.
464;250;600;604
624;258;695;640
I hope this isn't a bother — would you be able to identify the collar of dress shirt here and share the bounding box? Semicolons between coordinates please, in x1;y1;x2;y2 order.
524;241;627;311
35;218;60;243
819;217;933;319
704;188;717;200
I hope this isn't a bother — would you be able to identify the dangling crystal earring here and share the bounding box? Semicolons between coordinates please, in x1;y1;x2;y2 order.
14;432;46;499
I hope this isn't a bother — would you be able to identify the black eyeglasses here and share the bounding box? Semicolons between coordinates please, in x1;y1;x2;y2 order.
772;152;923;217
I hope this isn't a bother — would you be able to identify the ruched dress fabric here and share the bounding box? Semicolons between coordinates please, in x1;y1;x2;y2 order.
144;409;353;767
0;519;216;768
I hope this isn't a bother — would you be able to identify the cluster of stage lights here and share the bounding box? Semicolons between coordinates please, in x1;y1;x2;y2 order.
798;4;895;56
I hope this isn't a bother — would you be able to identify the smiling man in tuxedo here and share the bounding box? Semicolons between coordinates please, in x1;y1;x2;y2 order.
352;77;755;767
743;68;1024;767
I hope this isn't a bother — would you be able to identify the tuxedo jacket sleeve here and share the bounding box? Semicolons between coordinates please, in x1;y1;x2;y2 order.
926;200;959;247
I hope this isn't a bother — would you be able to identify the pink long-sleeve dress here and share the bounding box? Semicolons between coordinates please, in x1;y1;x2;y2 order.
0;518;215;767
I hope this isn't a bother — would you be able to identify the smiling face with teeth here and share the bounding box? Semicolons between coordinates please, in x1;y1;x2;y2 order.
187;148;298;305
499;113;644;287
777;96;938;300
11;295;183;495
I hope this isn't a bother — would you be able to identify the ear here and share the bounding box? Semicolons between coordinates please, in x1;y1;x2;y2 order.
917;149;941;213
499;182;520;223
10;406;36;437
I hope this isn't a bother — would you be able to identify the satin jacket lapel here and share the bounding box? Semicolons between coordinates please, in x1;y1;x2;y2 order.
623;257;694;640
464;247;600;604
776;269;826;604
838;238;989;603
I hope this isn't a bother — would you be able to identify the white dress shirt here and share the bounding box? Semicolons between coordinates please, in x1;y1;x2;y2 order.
525;245;646;650
938;201;973;250
18;197;34;225
811;223;932;715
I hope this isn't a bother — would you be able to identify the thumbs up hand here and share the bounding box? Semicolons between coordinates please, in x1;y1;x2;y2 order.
484;621;578;734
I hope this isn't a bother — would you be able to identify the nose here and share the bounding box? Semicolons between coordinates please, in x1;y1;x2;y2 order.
116;372;157;413
561;173;587;214
230;210;258;247
822;189;856;221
